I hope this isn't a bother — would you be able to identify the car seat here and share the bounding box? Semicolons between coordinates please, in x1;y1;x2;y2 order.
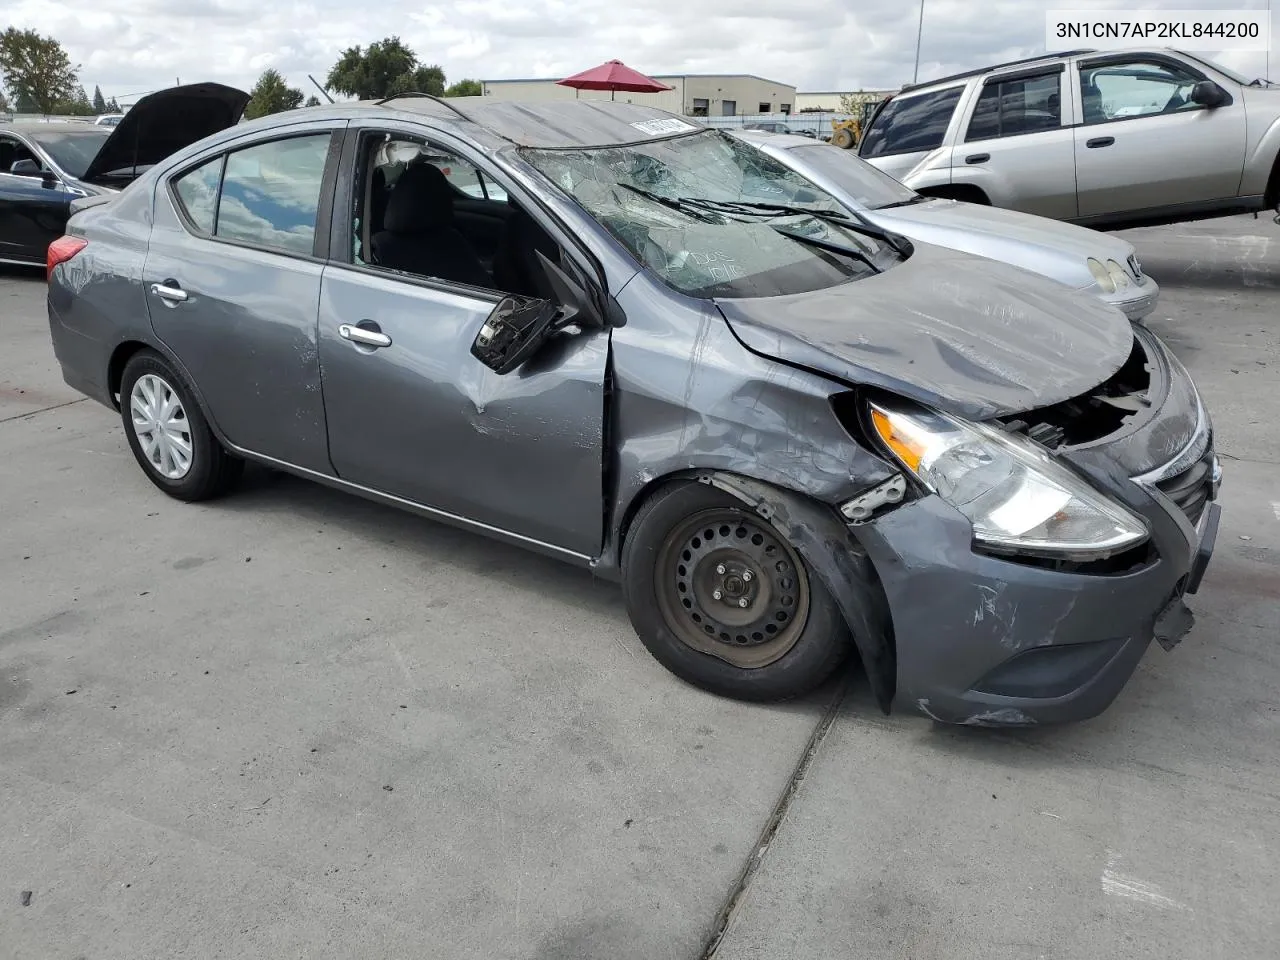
370;163;493;289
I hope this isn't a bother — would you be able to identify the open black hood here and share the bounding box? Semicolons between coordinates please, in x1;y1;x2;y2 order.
716;243;1135;421
79;82;249;185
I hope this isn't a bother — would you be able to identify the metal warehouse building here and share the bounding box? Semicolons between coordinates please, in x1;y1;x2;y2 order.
480;74;798;118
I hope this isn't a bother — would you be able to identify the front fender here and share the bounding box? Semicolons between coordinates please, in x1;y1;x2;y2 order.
1242;112;1280;199
701;471;896;714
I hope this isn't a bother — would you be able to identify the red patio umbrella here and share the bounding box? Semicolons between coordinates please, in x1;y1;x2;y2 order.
557;60;674;100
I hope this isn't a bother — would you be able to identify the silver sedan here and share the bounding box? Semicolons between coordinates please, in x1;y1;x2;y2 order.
733;130;1160;320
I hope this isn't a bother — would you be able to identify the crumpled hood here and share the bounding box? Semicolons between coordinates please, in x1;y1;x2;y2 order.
80;82;249;185
716;242;1134;421
869;197;1135;287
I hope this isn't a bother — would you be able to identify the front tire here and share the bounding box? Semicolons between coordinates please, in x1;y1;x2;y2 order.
621;483;849;701
119;350;242;502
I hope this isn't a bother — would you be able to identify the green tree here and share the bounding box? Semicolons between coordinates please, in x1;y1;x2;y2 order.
56;83;92;115
105;96;120;112
92;84;106;113
304;94;321;107
444;78;481;97
326;36;446;100
244;68;304;119
0;28;80;117
0;89;8;113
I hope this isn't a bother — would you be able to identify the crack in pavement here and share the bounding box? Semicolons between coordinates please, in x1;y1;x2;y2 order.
698;674;850;959
0;397;88;425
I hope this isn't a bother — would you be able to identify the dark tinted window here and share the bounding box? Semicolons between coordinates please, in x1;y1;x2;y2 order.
27;130;109;178
966;73;1061;140
172;156;222;233
216;134;331;255
859;86;964;158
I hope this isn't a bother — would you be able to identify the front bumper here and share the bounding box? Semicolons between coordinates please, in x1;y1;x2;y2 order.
850;448;1220;727
1102;274;1160;320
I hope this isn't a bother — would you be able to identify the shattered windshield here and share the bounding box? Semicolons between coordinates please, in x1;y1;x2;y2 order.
523;130;893;299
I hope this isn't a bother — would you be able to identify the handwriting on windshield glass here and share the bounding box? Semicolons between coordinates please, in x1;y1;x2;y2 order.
690;250;746;282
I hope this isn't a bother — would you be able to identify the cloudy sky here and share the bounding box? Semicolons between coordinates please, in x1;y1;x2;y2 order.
8;0;1277;104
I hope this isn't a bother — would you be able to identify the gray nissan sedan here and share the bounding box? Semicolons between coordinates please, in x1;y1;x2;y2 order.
46;97;1221;725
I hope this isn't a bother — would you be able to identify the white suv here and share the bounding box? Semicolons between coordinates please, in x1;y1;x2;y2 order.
858;47;1280;227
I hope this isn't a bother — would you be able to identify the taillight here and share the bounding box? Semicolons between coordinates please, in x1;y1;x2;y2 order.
47;235;88;281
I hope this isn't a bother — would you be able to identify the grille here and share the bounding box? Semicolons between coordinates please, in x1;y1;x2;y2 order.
1155;445;1214;524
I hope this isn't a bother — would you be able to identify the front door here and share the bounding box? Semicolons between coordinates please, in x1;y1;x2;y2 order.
143;126;344;472
0;136;69;263
316;125;609;556
1072;55;1247;219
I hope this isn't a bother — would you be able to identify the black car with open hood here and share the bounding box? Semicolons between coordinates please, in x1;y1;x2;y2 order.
0;82;248;267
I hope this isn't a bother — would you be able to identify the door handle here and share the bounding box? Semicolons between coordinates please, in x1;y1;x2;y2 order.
965;153;990;164
150;282;188;303
338;323;392;348
1086;136;1115;149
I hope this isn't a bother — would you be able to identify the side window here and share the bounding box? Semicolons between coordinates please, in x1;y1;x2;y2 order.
172;156;222;233
1080;61;1201;124
966;73;1061;141
351;130;564;300
217;134;332;255
859;85;964;158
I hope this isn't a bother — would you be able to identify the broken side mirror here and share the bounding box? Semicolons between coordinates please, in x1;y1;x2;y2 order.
471;296;561;375
1189;80;1229;109
470;248;611;375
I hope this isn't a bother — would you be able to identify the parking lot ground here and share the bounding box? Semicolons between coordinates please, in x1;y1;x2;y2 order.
2;213;1278;959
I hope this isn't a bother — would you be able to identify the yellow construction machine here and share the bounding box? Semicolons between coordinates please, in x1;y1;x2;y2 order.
830;97;889;149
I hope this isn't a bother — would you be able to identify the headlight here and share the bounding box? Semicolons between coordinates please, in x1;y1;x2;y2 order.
1105;259;1130;290
869;401;1148;558
1086;257;1116;293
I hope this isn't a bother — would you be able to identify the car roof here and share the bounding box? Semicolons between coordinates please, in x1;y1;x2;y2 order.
240;95;712;150
899;49;1097;93
4;122;110;137
730;130;817;150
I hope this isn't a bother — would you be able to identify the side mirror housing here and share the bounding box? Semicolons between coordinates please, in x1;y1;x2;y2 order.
470;297;560;375
10;158;42;176
1189;80;1230;109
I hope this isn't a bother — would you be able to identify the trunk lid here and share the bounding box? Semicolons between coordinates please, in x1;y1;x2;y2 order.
79;82;249;185
716;242;1134;421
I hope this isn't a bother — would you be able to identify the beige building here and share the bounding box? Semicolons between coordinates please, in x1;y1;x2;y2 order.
481;74;798;118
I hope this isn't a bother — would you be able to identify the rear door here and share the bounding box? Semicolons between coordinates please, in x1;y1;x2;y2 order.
316;121;609;557
857;84;966;182
955;65;1077;218
1072;53;1247;219
143;122;346;472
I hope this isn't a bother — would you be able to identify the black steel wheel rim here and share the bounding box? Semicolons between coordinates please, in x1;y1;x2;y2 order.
654;508;811;669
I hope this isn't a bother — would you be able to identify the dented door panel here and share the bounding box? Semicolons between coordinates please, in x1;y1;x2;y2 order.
316;264;609;556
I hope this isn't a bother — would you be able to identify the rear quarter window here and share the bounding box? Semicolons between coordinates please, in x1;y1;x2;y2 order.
859;86;964;158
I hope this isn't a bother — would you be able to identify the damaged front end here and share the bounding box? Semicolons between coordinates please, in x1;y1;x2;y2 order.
827;324;1222;726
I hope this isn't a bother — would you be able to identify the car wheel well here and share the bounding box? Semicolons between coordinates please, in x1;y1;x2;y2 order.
1265;150;1280;210
614;469;897;707
107;341;152;407
917;184;991;205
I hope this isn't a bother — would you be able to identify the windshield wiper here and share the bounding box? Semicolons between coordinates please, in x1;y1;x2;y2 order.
875;195;932;209
615;183;721;222
677;197;912;257
770;226;883;274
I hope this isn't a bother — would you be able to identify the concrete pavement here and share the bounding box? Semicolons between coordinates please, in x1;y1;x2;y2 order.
2;213;1278;959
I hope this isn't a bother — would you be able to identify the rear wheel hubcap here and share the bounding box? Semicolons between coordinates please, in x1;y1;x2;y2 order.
130;373;193;480
656;508;811;669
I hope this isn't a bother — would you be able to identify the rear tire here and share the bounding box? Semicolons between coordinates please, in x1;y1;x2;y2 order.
621;482;849;701
119;350;242;502
832;128;855;149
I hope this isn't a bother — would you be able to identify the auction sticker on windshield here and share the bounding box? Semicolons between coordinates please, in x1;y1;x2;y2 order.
630;118;699;137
